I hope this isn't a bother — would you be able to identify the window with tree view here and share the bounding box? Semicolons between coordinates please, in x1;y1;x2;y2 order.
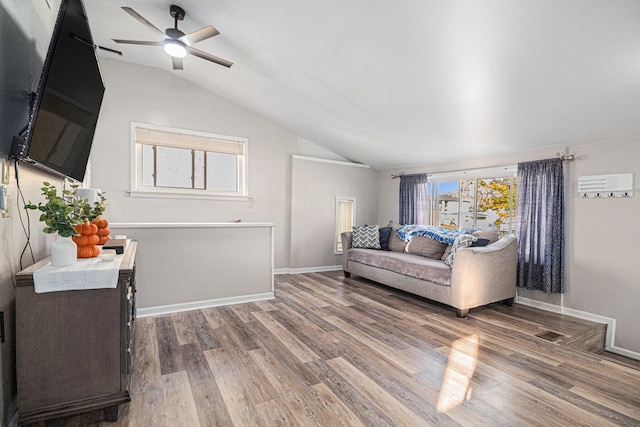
424;172;517;236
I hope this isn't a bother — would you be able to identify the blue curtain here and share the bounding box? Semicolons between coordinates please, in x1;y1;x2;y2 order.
516;158;565;293
399;173;428;225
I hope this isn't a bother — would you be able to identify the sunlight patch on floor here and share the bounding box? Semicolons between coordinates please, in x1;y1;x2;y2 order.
436;334;479;413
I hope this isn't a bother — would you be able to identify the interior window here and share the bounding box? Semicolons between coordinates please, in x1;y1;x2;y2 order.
131;122;247;199
335;197;356;253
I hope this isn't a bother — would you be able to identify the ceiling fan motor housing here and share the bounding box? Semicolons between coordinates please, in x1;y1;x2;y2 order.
165;28;185;39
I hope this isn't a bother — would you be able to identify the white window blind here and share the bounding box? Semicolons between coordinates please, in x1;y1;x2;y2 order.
131;122;248;200
335;197;356;253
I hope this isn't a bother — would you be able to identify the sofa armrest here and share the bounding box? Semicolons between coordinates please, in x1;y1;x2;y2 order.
450;236;518;310
341;231;353;272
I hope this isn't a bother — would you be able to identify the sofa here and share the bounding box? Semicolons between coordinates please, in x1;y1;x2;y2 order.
341;226;518;317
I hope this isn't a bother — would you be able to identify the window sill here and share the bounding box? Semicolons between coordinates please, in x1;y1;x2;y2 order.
127;190;251;202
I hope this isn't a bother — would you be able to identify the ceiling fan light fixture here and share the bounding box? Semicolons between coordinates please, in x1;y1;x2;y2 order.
164;41;187;58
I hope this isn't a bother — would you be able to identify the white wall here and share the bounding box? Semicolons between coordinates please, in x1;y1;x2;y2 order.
110;223;274;313
564;139;640;353
378;139;640;355
90;59;298;269
290;156;378;270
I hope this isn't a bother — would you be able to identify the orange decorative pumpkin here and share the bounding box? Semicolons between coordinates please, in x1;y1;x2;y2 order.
92;216;111;245
72;219;100;258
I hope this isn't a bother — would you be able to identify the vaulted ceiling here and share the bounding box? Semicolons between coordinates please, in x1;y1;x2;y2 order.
84;0;640;169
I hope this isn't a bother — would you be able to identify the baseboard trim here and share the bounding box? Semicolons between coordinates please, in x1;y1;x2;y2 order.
516;296;625;355
606;345;640;361
136;292;275;318
275;265;342;275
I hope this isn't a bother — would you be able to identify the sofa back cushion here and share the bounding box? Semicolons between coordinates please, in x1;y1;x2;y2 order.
406;236;447;259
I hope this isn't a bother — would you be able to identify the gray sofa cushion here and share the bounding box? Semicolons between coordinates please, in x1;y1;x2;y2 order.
406;236;447;259
347;249;452;286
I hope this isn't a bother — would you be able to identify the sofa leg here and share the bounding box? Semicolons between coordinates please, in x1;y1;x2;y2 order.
456;308;469;318
343;271;351;278
503;297;514;306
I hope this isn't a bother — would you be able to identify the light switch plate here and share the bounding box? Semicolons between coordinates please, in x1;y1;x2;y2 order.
0;186;8;218
1;159;9;185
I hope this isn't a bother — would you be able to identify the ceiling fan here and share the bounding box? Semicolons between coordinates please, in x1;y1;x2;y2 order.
113;4;233;70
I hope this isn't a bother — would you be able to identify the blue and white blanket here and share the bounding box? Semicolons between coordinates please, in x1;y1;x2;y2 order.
396;225;480;245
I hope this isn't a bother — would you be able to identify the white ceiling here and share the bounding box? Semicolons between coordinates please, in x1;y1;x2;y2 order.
83;0;640;170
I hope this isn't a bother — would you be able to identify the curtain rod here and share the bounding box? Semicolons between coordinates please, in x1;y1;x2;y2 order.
390;152;574;179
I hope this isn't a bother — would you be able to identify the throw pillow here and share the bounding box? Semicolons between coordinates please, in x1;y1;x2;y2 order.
470;237;490;247
472;228;500;244
444;234;477;266
378;227;392;251
406;236;447;259
386;220;408;252
352;225;381;249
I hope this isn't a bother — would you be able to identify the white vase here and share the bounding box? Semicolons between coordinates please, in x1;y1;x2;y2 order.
51;235;77;267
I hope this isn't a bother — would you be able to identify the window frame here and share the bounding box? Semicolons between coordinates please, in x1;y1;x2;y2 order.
335;196;356;254
129;122;249;200
426;166;517;236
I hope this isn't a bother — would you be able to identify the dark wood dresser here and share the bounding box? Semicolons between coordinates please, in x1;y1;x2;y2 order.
15;241;137;425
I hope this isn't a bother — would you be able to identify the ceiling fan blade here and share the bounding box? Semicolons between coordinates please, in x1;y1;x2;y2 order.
172;56;184;70
121;7;166;38
186;46;233;68
98;45;123;56
179;26;220;46
112;39;165;47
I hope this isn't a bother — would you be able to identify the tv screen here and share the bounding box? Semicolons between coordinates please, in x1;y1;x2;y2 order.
23;0;104;182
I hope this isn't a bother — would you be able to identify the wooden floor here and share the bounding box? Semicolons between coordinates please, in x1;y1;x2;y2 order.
53;272;640;426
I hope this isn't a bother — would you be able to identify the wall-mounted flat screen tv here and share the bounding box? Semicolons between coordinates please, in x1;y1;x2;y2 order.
19;0;104;182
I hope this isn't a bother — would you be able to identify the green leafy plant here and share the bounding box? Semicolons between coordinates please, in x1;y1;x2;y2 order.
24;182;80;237
70;183;107;221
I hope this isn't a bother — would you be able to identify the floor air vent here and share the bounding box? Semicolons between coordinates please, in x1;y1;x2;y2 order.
535;331;564;341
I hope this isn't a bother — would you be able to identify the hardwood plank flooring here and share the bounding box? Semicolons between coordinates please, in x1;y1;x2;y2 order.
49;271;640;426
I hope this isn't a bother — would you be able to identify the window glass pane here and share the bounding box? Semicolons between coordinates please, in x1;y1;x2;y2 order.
194;150;205;189
460;180;476;229
156;146;193;188
438;181;459;229
477;177;512;233
142;144;155;187
206;152;237;191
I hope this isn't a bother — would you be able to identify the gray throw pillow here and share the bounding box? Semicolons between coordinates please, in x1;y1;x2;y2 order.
406;236;447;259
386;220;407;252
